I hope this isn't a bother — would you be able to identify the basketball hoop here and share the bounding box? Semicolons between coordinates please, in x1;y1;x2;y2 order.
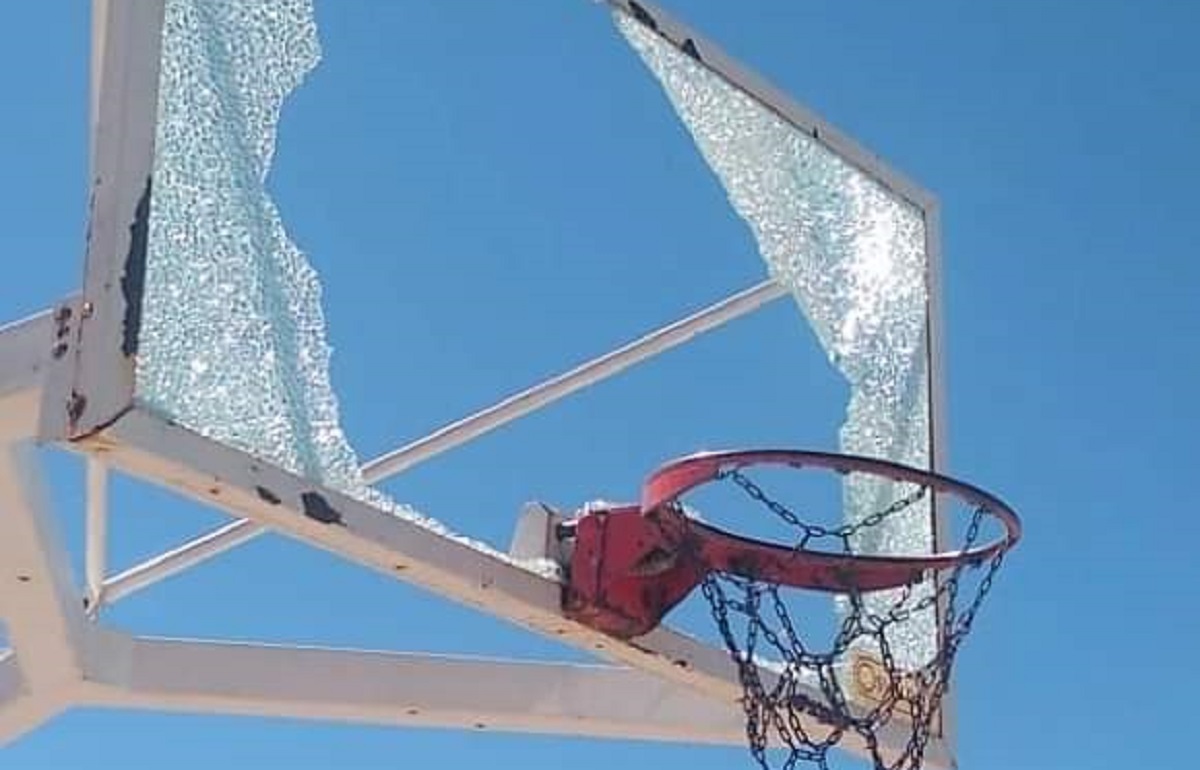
562;449;1021;770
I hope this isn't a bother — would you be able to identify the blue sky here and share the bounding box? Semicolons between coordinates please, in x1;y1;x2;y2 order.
2;1;1198;769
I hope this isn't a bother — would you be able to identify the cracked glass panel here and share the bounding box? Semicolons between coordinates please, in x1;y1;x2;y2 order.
617;13;938;669
132;0;557;576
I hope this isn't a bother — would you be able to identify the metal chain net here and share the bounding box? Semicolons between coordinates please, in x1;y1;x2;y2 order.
704;469;1005;770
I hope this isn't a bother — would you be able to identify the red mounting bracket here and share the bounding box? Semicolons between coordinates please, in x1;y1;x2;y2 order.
560;503;929;639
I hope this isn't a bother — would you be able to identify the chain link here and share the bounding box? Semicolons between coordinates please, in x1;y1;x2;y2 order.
721;468;929;542
698;468;1010;770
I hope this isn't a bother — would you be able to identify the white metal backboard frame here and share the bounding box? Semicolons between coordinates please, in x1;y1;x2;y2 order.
2;1;951;767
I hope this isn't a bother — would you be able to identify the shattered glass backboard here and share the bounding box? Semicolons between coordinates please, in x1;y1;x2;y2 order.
100;0;948;758
130;0;546;572
136;0;352;488
130;0;944;667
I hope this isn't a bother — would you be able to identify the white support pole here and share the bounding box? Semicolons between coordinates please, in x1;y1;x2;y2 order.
0;308;56;400
0;306;59;442
52;0;166;440
85;458;108;614
103;519;265;605
0;441;88;745
0;651;67;748
0;306;83;744
0;441;86;686
82;637;747;745
361;279;787;483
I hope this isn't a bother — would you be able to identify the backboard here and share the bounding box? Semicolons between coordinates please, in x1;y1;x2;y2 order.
6;0;954;768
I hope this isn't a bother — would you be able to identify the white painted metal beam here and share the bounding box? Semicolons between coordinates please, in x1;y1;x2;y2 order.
83;637;747;744
0;307;56;402
0;443;87;744
0;307;82;745
85;458;108;614
0;306;58;442
0;389;42;448
0;444;86;689
103;519;265;605
46;0;166;441
89;0;112;171
0;695;69;750
362;279;787;483
0;649;67;748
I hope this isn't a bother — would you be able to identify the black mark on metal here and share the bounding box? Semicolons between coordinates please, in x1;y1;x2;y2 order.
680;38;700;60
255;485;282;505
51;304;73;359
554;520;577;541
628;1;657;30
120;176;152;357
301;491;343;525
53;305;73;339
67;392;87;425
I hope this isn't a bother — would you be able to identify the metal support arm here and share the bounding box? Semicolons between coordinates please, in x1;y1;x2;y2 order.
82;637;747;744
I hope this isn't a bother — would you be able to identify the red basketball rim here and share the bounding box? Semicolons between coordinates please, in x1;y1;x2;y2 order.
641;449;1022;574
